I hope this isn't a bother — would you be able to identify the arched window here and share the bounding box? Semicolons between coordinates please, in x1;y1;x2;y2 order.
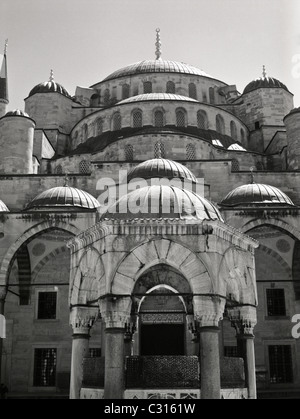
83;124;88;141
176;109;186;127
90;94;100;107
202;91;208;103
230;121;237;141
197;110;208;130
154;110;164;127
103;89;110;105
256;161;264;171
55;165;63;174
112;113;122;131
122;84;130;100
209;87;215;104
124;145;134;161
96;118;103;136
216;114;225;135
240;128;246;144
166;81;175;94
231;159;240;172
189;83;197;99
186;144;196;160
154;142;166;158
143;81;152;94
132;109;143;128
79;160;92;174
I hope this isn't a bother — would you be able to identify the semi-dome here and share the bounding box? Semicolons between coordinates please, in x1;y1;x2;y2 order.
243;77;289;95
26;186;100;211
118;93;199;105
4;109;30;118
100;60;212;83
220;183;295;207
103;185;223;221
127;159;197;183
28;72;71;99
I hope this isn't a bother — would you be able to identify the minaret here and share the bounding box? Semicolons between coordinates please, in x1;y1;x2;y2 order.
0;40;9;118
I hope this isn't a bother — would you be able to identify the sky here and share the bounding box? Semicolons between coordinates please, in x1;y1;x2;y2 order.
0;0;299;110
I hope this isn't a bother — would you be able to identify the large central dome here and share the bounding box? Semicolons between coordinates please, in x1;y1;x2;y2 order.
101;60;212;82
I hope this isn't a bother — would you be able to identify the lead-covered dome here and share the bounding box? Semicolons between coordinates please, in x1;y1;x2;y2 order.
26;186;100;211
4;109;30;118
103;185;223;221
29;72;71;99
220;183;294;207
243;77;289;95
100;60;212;83
118;93;199;105
127;159;197;183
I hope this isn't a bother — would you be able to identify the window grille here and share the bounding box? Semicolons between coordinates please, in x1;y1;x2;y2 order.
176;110;186;127
266;289;286;317
269;345;293;384
231;159;240;172
189;83;197;99
33;349;57;387
230;121;237;140
216;115;225;134
256;161;264;171
55;165;63;175
186;144;196;160
144;81;152;94
132;110;143;128
79;160;92;174
125;145;134;161
240;128;245;144
197;111;208;130
38;292;57;320
166;81;175;94
224;346;239;358
112;113;122;131
89;348;102;358
154;142;165;158
103;89;110;105
96;119;103;136
209;87;215;104
122;84;130;99
154;110;164;127
83;124;88;141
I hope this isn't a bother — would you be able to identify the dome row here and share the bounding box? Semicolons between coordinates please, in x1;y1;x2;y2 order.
0;159;295;219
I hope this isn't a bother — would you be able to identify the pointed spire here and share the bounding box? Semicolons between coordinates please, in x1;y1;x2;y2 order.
262;65;267;79
0;39;9;106
155;28;162;60
49;69;54;82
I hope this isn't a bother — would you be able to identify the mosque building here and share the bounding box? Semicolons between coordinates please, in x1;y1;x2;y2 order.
0;30;299;399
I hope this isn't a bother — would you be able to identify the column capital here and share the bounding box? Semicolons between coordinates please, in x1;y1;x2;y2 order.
70;305;99;335
227;306;257;336
193;296;225;328
99;296;132;329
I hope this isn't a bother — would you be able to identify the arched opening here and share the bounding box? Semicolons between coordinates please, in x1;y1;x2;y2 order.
166;81;175;94
132;264;194;357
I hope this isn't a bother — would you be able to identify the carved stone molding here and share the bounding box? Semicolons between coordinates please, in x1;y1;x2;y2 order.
193;296;226;328
227;306;257;336
99;296;132;329
70;306;99;335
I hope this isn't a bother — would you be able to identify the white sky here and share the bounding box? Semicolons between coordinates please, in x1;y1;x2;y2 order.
0;0;299;110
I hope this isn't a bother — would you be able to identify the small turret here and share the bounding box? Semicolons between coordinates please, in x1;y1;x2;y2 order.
0;40;9;118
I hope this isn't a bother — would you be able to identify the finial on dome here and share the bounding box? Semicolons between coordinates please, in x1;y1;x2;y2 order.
250;167;255;184
4;39;8;55
49;69;54;82
63;172;69;187
262;65;267;79
155;28;162;60
157;142;162;158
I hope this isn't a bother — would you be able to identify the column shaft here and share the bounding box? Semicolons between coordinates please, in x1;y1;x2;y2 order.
199;327;221;399
0;299;5;383
238;335;256;399
104;328;125;399
70;332;90;399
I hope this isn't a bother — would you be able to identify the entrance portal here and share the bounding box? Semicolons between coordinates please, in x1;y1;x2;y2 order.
141;324;185;356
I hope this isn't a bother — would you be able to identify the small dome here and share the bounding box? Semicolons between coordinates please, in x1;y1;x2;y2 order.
103;185;223;221
127;159;197;183
118;93;198;105
0;199;9;212
220;183;295;207
29;81;71;98
4;109;30;118
243;77;289;95
26;186;100;211
101;60;212;82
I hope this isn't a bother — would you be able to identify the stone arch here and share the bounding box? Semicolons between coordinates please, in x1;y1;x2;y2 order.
31;245;69;281
0;221;79;287
111;239;214;296
70;247;105;306
241;219;300;241
259;244;292;279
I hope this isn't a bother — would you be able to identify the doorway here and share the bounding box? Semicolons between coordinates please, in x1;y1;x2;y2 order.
141;324;185;356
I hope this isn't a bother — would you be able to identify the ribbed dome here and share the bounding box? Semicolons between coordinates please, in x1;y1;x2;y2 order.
26;186;100;211
220;183;294;207
4;109;30;118
0;199;9;212
119;93;199;105
102;60;212;82
29;81;71;98
243;77;289;95
103;185;223;221
127;159;197;183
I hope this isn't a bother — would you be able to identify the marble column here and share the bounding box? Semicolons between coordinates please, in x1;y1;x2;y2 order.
100;296;132;400
193;296;225;400
69;306;99;400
